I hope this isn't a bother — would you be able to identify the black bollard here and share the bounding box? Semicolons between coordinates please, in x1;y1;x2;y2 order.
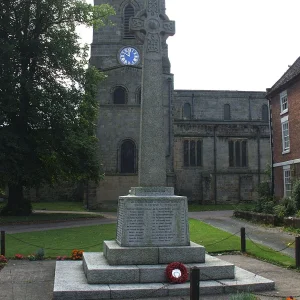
296;236;300;268
1;231;5;256
241;227;246;253
190;267;200;300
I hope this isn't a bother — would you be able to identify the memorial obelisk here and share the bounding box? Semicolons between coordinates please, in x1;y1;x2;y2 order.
108;0;191;257
130;0;175;187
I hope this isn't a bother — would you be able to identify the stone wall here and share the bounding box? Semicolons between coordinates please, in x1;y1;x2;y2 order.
86;175;139;209
172;90;271;204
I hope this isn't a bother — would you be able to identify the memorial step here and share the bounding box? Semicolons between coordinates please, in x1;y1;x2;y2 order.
83;252;235;284
53;261;275;300
103;240;205;265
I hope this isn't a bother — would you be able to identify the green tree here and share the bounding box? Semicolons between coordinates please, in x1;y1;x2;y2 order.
0;0;115;215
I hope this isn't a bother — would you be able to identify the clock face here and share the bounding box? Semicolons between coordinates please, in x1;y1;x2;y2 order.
119;47;140;65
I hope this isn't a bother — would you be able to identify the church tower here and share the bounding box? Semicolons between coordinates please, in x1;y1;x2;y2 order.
90;0;174;207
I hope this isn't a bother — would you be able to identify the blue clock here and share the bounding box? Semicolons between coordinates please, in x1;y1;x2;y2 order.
119;47;140;65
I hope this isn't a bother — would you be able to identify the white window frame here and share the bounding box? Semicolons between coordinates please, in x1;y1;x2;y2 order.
283;165;291;198
281;115;290;154
280;90;288;115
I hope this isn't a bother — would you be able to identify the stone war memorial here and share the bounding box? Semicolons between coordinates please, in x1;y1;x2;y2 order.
53;0;275;298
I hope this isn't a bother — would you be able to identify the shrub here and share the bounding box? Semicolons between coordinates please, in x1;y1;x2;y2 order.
28;254;36;261
292;179;300;210
35;248;45;260
274;198;297;218
274;204;286;219
230;291;257;300
56;256;67;261
254;196;275;214
257;181;271;198
0;255;7;264
15;254;24;260
71;249;84;260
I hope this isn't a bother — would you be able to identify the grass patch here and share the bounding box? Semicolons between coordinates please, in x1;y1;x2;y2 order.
32;201;86;212
0;213;103;225
3;219;296;269
188;203;254;212
1;201;255;213
189;219;295;268
5;223;116;257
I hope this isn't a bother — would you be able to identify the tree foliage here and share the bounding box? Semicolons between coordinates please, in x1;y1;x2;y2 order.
0;0;115;215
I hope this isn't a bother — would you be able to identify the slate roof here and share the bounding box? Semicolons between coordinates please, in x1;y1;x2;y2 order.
267;56;300;97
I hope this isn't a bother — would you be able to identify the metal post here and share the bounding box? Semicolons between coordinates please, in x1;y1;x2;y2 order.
190;267;200;300
1;231;5;256
296;236;300;268
241;227;246;253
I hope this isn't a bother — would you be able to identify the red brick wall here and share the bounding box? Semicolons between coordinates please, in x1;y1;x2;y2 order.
274;166;284;199
271;78;300;164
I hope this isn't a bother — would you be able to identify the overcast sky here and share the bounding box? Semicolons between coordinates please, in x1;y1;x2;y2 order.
79;0;300;92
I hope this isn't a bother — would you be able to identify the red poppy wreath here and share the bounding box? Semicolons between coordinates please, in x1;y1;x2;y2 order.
165;262;188;284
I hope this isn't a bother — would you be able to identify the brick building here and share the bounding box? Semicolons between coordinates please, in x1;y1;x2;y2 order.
267;57;300;198
86;0;271;208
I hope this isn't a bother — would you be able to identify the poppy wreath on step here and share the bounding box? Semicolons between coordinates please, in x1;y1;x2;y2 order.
165;262;188;284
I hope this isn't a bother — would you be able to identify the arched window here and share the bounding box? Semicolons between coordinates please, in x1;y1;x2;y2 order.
136;87;142;105
183;103;191;119
224;104;231;120
113;86;127;104
262;104;269;122
120;140;136;173
124;4;135;39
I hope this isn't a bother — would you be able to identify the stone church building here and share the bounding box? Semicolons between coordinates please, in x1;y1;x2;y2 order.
87;0;271;208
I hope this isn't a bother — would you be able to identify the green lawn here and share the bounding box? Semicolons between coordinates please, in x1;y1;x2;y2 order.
32;201;86;211
0;213;103;225
0;201;254;225
3;219;295;268
188;203;254;212
1;201;255;213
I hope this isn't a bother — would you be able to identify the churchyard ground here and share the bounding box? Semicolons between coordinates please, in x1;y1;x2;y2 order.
1;219;295;269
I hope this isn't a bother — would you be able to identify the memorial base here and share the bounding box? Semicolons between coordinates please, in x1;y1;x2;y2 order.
53;243;275;300
116;187;190;247
103;240;205;265
53;187;275;299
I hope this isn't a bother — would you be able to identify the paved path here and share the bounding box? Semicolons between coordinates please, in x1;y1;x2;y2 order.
0;210;296;258
189;210;296;258
1;255;300;300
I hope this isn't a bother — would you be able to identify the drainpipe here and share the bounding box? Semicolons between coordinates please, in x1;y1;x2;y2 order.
248;96;252;120
257;126;261;184
192;93;195;119
214;125;217;204
267;97;274;195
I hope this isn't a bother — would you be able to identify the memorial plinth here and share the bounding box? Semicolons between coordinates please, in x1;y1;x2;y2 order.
116;187;190;247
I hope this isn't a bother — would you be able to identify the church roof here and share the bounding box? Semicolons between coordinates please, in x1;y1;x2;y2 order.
267;56;300;97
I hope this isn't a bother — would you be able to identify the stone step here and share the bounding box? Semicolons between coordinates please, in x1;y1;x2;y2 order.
53;261;275;300
103;240;205;265
83;252;235;284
